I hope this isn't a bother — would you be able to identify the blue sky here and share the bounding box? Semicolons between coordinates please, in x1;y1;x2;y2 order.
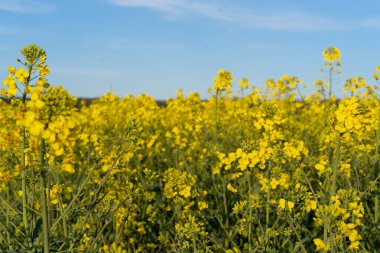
0;0;379;99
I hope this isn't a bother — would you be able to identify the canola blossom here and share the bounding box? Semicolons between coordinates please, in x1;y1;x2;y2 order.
1;44;380;252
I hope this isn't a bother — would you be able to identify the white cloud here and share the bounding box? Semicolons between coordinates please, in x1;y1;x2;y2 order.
93;37;183;50
0;25;24;35
110;0;183;14
104;38;130;50
0;44;16;51
246;43;283;50
0;25;15;34
239;13;352;31
359;17;380;29
109;0;232;20
108;0;379;31
0;0;54;14
53;67;126;78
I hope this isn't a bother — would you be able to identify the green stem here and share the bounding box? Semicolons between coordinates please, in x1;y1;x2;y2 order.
215;90;220;138
47;174;51;231
6;185;11;244
21;102;28;233
331;136;341;196
323;216;328;243
248;175;252;252
59;198;68;238
222;178;228;228
375;197;379;224
0;231;8;252
52;139;126;230
374;106;380;223
266;163;271;229
329;64;333;100
39;137;50;253
284;212;308;253
296;84;305;102
192;236;196;253
327;136;340;253
21;61;34;234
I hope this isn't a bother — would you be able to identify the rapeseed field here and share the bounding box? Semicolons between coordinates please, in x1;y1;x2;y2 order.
1;44;380;252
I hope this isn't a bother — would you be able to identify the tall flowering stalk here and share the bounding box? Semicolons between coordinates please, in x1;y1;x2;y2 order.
322;46;341;101
1;44;51;252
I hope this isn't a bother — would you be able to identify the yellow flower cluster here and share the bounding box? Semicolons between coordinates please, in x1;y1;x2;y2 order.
278;198;295;211
212;69;233;94
374;66;380;81
344;76;366;93
314;189;364;251
257;172;290;192
315;155;329;175
283;141;308;161
163;168;196;199
334;97;376;134
216;148;261;172
323;46;341;63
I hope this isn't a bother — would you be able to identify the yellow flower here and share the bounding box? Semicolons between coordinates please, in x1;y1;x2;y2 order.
239;77;249;89
14;67;29;83
8;66;16;75
278;198;295;211
40;55;46;64
323;47;341;63
50;184;63;205
179;185;191;198
348;229;359;242
29;120;44;135
344;115;354;130
314;238;330;251
226;247;239;253
374;72;379;80
42;129;52;139
38;64;50;76
348;241;359;250
51;142;64;156
315;163;325;172
198;201;208;211
61;163;75;174
305;199;317;211
227;183;237;193
62;163;75;174
7;83;17;96
213;70;233;93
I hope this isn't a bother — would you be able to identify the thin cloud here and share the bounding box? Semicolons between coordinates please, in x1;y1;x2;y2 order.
239;13;352;31
105;38;130;50
109;0;233;21
139;41;183;50
0;0;54;14
246;43;283;50
110;0;183;14
100;37;183;50
0;44;17;51
359;17;380;29
108;0;379;31
0;25;24;35
0;25;16;34
54;67;127;78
